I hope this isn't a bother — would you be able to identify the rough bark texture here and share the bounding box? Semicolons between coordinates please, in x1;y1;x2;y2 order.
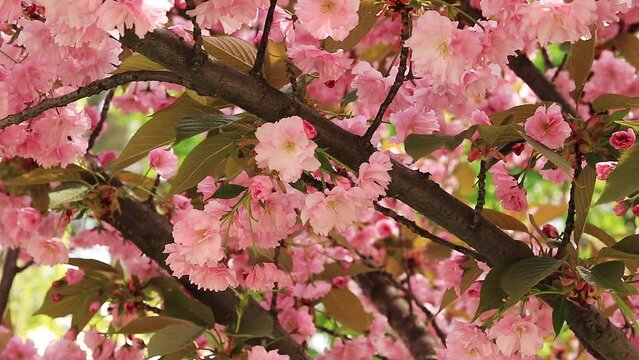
105;198;311;360
356;272;438;359
116;28;639;360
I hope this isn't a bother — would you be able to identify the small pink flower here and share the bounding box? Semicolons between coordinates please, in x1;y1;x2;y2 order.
595;161;617;180
65;268;85;285
25;237;69;266
294;0;360;41
488;314;544;356
149;147;178;179
609;128;636;150
542;224;559;238
244;263;285;292
357;151;393;199
633;204;639;217
302;120;317;139
1;337;38;360
614;201;630;216
389;105;440;143
89;301;101;313
524;104;571;150
248;345;290;360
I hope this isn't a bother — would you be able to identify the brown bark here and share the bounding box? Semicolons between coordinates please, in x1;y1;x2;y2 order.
117;29;639;360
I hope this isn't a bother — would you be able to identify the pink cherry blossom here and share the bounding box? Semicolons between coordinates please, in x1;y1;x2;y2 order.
301;185;367;235
1;337;38;360
64;268;85;285
248;346;290;360
357;151;393;199
278;305;316;342
25;237;69;266
170;209;225;265
98;0;172;38
244;262;285;291
609;128;636;150
42;337;86;360
289;45;353;85
437;321;500;360
491;162;528;212
488;314;544;356
187;0;266;34
0;0;22;23
189;263;239;292
596;161;617;180
254;116;321;183
294;0;360;41
149;147;178;179
389;105;440;142
524;103;571;150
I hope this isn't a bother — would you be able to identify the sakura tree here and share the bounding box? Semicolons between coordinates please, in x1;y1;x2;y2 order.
1;0;639;359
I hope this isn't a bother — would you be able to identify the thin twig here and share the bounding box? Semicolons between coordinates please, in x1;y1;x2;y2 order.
362;10;412;141
87;88;115;153
472;160;487;228
184;0;203;53
251;0;278;76
374;203;488;264
0;249;20;319
557;146;583;258
0;71;185;130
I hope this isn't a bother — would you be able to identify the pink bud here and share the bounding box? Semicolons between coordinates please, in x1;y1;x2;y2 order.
595;161;616;180
632;204;639;217
332;277;348;288
609;128;635;150
89;301;101;313
512;143;526;156
614;201;630;216
542;224;559;238
303;120;317;139
64;268;85;285
51;293;62;302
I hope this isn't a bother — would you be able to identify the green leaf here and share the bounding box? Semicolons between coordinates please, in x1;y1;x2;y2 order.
520;132;572;174
147;277;215;328
501;257;563;301
114;54;165;74
111;95;214;173
203;36;256;72
170;132;240;194
573;165;596;242
211;184;246;199
4;165;85;186
323;0;381;52
577;261;638;294
68;258;118;274
584;223;616;247
592;94;639;113
438;288;458;313
115;316;189;334
147;323;204;357
49;184;89;209
567;27;596;101
552;299;568;336
489;104;544;126
597;144;639;204
237;315;274;338
316;263;375;281
175;113;240;144
613;33;639;71
599;234;639;261
474;264;509;320
323;288;372;332
481;208;528;232
476;125;523;147
405;129;473;159
263;40;298;89
340;90;358;108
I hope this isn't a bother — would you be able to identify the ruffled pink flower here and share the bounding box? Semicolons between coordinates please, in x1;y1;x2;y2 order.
98;0;171;38
0;0;21;23
255;116;321;183
1;337;38;360
596;161;617;180
524;103;571;150
278;306;316;342
300;185;367;235
357;151;393;199
170;209;225;266
244;262;285;291
42;338;86;360
437;321;499;360
65;268;85;285
187;0;265;34
521;0;597;46
289;45;353;85
491;162;528;212
488;314;544;356
609;128;636;150
389;105;440;142
248;346;290;360
438;258;464;294
25;237;69;266
197;176;219;199
294;0;360;41
189;263;239;292
149;147;178;179
407;11;481;85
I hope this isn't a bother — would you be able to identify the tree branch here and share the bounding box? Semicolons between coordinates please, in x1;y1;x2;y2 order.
251;0;278;76
87;88;115;153
0;71;186;130
0;249;20;319
363;10;411;141
119;29;639;360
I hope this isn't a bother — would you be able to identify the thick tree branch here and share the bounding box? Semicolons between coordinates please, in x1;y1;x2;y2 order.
104;198;311;360
118;28;639;360
0;71;186;130
0;249;19;319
